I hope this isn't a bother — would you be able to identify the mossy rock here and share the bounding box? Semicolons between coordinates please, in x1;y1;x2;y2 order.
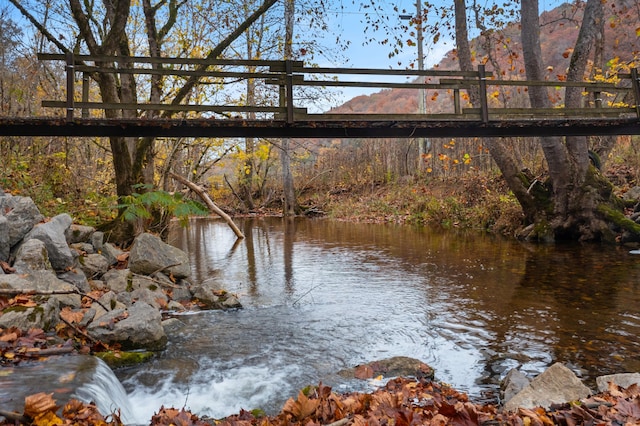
95;350;154;368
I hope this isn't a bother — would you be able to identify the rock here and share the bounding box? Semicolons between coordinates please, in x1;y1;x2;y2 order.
101;242;123;266
57;269;91;293
129;233;190;279
87;302;167;351
0;271;81;308
171;281;193;301
91;231;104;252
167;300;186;311
503;363;591;412
24;213;75;270
162;317;186;334
596;373;640;392
0;195;44;248
501;369;531;404
71;242;95;254
129;287;168;310
0;215;9;261
65;224;95;244
77;253;110;279
102;269;132;293
622;186;640;201
222;294;242;309
90;290;128;321
338;356;435;380
13;238;52;273
0;297;60;331
95;350;154;369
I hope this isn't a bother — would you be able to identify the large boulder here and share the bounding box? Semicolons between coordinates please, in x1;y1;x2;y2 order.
24;214;75;270
0;195;44;261
503;363;591;412
87;302;167;351
0;195;44;248
129;233;190;279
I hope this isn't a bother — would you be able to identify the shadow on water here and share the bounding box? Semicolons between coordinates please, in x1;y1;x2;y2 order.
116;217;640;422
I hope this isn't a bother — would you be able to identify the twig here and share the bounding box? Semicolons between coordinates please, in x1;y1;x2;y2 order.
59;316;102;346
0;289;110;312
0;409;30;424
324;418;350;426
292;283;322;306
130;271;182;289
23;346;75;357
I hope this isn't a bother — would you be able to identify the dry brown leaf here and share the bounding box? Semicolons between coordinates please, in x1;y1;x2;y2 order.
60;307;86;324
354;364;374;379
0;332;18;342
24;392;58;419
283;391;319;420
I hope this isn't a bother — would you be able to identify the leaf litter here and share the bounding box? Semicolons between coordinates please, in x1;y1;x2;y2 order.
3;375;640;425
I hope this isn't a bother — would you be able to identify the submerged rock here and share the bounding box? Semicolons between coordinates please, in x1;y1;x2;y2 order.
338;356;435;380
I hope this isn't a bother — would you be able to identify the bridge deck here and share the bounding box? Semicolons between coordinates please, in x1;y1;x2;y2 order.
1;116;639;138
0;54;638;138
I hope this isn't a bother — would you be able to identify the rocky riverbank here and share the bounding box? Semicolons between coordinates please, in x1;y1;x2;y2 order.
0;193;241;357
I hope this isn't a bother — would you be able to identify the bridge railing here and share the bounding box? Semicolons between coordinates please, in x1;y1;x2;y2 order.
37;53;640;123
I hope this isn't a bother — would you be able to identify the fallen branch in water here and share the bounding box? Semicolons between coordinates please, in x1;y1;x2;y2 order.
170;171;244;239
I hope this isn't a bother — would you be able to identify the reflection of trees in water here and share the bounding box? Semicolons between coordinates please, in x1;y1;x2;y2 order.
496;245;640;384
171;218;640;387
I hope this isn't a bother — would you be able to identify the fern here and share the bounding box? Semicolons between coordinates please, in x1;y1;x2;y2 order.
117;186;209;226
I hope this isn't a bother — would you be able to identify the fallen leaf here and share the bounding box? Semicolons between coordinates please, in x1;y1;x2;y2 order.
24;393;58;419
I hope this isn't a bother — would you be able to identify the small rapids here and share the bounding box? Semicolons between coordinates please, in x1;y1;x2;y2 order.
4;218;638;424
114;218;640;422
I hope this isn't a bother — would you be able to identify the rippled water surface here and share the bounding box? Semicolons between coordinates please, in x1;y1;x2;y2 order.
117;217;640;422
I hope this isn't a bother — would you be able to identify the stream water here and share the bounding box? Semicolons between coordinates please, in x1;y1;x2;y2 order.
112;217;640;423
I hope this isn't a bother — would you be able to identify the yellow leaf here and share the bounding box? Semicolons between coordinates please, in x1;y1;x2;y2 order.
636;27;640;37
33;410;62;426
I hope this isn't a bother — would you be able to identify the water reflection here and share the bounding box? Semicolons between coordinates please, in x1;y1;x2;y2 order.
121;217;640;419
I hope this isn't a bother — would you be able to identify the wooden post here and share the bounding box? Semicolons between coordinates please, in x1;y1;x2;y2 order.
82;72;90;118
285;60;294;124
65;52;75;121
478;65;489;123
453;88;461;114
631;68;640;120
593;91;602;108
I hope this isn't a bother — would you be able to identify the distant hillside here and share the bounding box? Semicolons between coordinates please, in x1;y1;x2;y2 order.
329;0;639;115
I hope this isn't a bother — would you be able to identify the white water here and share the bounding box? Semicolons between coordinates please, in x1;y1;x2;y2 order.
73;357;135;423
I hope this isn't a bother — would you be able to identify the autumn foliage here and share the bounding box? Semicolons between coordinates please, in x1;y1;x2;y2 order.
3;376;640;425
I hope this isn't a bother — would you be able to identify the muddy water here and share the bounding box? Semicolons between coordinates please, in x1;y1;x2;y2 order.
117;217;640;422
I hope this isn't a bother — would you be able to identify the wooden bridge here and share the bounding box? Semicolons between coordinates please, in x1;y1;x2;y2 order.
0;53;639;139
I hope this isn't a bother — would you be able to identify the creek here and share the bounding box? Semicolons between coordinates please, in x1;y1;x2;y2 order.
112;217;640;423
